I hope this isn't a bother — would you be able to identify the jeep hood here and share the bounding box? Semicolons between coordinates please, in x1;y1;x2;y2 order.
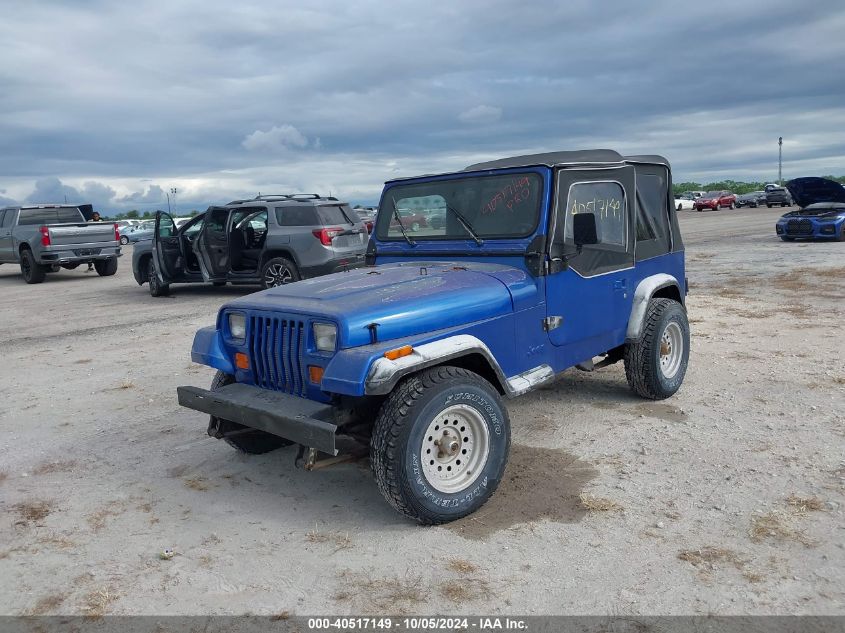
786;177;845;208
226;262;531;347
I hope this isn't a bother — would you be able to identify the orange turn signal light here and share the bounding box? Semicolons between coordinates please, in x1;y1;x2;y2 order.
235;352;249;370
308;365;325;384
384;345;413;361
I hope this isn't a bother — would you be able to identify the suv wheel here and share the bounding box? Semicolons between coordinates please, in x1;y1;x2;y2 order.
261;257;300;289
148;259;170;297
624;298;690;400
210;371;293;454
20;249;46;284
120;236;129;245
370;366;510;524
729;202;735;209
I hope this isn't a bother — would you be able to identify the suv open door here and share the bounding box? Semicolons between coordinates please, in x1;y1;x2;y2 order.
195;207;230;283
152;211;183;284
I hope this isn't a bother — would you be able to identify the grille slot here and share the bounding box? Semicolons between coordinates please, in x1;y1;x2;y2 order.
249;315;305;395
786;219;813;236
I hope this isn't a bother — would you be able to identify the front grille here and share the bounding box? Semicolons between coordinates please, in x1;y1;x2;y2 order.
248;315;306;396
786;219;813;236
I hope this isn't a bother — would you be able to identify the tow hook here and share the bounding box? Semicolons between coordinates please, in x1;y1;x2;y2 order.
295;445;319;470
207;416;224;439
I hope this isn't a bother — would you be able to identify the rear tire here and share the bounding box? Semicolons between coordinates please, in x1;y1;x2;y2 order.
20;249;46;284
94;258;118;276
148;259;170;297
624;298;690;400
210;372;293;454
120;236;129;245
261;257;299;289
370;366;510;524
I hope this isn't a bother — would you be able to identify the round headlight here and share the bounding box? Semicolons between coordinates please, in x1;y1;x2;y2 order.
228;313;246;340
313;322;337;352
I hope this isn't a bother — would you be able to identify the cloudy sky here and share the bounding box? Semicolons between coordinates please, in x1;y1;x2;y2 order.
1;0;844;212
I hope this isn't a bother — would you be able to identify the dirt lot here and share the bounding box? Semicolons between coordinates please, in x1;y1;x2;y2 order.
0;206;843;616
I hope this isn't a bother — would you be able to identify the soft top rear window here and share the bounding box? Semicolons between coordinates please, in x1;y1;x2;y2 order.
18;207;83;225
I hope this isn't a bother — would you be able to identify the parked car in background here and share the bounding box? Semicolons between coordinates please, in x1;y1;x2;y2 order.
735;191;767;208
355;208;376;233
126;220;156;243
116;220;143;244
673;194;695;211
776;177;845;241
693;191;737;211
133;193;367;296
765;187;793;207
0;204;120;283
389;208;428;232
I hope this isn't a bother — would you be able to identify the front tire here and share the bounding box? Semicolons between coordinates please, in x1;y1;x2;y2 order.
210;372;293;454
624;298;690;400
20;249;46;284
370;366;510;525
94;258;118;276
148;259;170;297
261;257;300;289
120;236;129;245
729;202;735;209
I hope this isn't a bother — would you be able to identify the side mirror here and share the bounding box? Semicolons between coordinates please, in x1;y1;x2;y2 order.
573;213;599;247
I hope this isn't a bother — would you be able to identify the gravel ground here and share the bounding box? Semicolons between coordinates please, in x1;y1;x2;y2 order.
0;205;842;617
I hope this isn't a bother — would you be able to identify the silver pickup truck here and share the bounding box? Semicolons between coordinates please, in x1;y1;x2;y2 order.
0;205;121;283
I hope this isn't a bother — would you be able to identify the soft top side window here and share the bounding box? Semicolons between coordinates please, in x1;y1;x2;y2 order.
563;181;627;249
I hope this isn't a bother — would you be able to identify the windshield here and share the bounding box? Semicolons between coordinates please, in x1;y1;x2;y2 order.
703;191;721;198
376;172;542;241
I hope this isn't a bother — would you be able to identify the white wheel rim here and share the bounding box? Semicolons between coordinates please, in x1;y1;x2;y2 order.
659;321;684;379
420;404;489;494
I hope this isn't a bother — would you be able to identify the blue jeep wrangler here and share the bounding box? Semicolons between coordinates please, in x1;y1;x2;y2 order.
178;150;690;524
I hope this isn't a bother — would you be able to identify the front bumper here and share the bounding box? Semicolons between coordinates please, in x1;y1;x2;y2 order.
177;382;338;455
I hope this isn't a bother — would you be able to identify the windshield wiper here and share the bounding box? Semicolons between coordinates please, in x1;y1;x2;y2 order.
391;196;416;246
446;204;483;246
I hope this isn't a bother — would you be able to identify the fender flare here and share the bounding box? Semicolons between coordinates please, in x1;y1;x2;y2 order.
363;334;509;396
625;274;683;341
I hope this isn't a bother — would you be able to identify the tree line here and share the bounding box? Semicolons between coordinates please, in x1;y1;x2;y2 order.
673;175;845;196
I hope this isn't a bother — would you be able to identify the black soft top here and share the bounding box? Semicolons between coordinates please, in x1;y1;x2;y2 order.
464;150;670;171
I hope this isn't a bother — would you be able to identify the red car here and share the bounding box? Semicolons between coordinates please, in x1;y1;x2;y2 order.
389;209;428;232
694;190;737;211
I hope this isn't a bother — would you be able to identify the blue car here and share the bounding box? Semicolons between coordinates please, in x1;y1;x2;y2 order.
776;177;845;241
177;150;690;524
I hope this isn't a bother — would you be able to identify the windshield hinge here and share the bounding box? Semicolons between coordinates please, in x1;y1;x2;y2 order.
542;316;562;332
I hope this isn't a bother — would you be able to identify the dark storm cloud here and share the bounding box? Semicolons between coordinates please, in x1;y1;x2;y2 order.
1;0;844;208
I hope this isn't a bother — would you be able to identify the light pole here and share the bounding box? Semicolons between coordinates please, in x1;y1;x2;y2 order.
170;187;178;214
778;137;783;185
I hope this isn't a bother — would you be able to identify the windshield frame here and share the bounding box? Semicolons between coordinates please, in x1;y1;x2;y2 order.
375;170;545;243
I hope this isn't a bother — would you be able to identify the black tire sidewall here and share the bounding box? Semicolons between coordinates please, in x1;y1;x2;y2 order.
398;378;510;520
648;303;690;397
261;257;299;289
148;260;168;296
